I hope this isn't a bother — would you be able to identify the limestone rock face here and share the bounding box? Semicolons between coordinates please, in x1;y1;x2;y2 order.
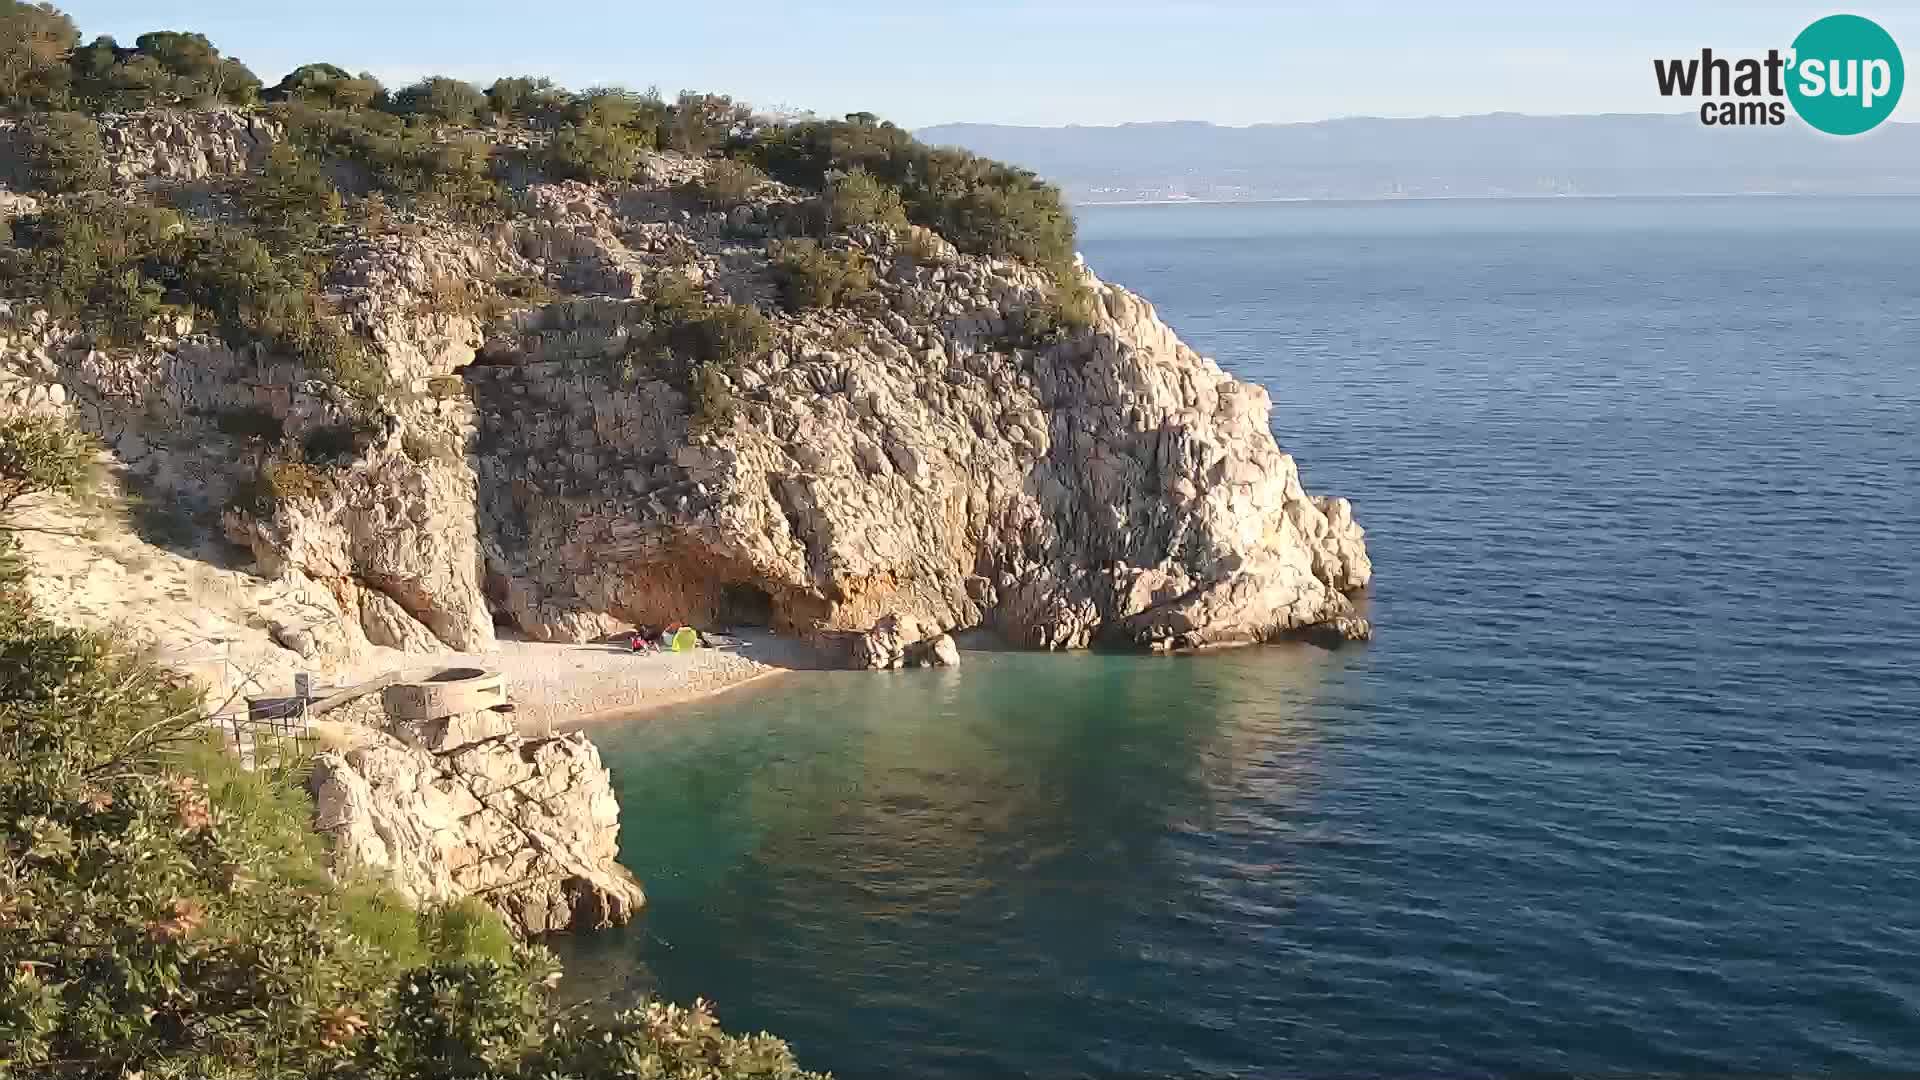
471;199;1373;655
98;108;279;184
308;708;645;937
358;585;445;653
233;450;495;651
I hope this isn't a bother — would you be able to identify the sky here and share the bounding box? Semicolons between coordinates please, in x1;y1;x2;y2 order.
51;1;1920;128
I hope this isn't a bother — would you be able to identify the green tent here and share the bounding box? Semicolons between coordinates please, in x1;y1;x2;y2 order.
669;626;699;652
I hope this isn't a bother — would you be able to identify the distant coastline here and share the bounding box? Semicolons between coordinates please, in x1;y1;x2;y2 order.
1075;190;1920;207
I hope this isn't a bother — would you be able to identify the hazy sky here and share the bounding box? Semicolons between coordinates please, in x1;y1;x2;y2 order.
51;1;1920;127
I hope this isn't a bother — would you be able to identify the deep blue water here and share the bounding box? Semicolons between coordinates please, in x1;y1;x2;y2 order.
554;196;1920;1078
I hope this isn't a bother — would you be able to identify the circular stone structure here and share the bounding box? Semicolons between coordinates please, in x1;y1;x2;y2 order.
381;667;508;721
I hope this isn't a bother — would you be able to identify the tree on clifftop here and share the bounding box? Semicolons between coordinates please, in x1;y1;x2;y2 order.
269;61;384;110
0;1;77;105
389;75;486;126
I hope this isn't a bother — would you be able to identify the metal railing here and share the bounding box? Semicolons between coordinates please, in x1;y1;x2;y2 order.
210;693;319;773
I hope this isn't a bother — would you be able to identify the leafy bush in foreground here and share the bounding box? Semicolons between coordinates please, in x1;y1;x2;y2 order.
0;605;829;1079
0;413;94;521
0;434;828;1076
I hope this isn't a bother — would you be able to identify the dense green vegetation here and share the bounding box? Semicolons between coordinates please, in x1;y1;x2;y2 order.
0;413;828;1078
0;0;1087;341
736;114;1078;275
0;198;380;392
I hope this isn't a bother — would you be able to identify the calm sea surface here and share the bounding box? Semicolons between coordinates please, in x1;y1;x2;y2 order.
554;197;1920;1078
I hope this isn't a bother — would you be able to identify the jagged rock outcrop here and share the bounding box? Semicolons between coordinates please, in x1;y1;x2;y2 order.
96;108;279;184
309;707;645;937
469;204;1372;659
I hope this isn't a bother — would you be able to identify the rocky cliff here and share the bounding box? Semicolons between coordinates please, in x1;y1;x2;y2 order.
310;707;645;937
0;108;1371;674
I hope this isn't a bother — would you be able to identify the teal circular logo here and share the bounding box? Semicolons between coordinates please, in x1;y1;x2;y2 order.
1788;14;1904;135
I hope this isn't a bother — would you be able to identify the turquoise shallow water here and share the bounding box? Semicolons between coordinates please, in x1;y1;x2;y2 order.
553;196;1920;1078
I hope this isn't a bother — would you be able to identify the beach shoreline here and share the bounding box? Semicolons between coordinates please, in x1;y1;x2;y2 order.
420;629;828;736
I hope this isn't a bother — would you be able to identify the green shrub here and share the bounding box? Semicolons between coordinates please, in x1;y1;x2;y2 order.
662;91;750;155
768;238;877;312
388;75;485;126
486;75;566;122
823;168;906;232
1011;277;1099;347
739;115;1078;276
625;273;772;422
2;198;183;346
687;361;740;433
238;143;344;252
0;202;394;394
566;86;666;142
543;123;643;183
272;102;511;219
268;62;384;110
0;413;95;523
18;110;105;194
274;100;506;215
684;157;767;211
672;301;773;369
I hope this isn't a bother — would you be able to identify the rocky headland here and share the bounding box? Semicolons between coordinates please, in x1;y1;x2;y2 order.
0;108;1371;692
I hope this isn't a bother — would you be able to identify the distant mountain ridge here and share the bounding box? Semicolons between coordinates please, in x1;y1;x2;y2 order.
916;113;1920;203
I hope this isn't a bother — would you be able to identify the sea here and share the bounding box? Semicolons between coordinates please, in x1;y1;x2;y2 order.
550;195;1920;1078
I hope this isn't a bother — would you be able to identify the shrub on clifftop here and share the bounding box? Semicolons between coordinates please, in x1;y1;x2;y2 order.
267;62;384;110
823;169;907;232
543;122;644;183
388;75;486;126
66;30;261;111
768;238;878;312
